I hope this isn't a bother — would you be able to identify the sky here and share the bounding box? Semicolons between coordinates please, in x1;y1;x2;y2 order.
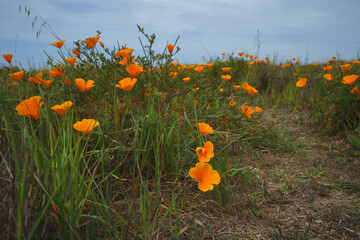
1;0;360;69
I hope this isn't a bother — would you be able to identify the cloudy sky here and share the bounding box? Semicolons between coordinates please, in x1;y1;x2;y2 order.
1;0;360;69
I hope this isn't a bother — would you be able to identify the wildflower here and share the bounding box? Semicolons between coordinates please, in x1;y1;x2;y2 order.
178;65;186;72
241;105;254;118
296;78;307;87
194;65;204;74
206;63;214;69
332;56;336;60
234;85;240;90
51;101;73;116
187;64;194;70
49;67;62;78
221;75;231;82
292;57;296;61
115;78;137;92
229;101;237;107
340;64;352;71
312;63;318;67
189;162;220;192
286;63;291;67
41;79;53;88
28;72;43;85
238;52;244;57
255;106;263;113
221;67;231;73
65;57;77;66
73;119;100;135
9;71;24;82
223;116;230;121
75;78;95;92
323;74;333;81
352;60;360;65
247;86;258;95
196;123;213;135
3;54;13;64
170;72;178;79
167;44;174;54
242;82;250;91
293;73;297;76
281;65;285;68
342;75;358;85
194;100;199;104
82;36;100;49
196;141;214;162
245;54;249;58
63;79;71;86
256;59;261;63
15;96;43;120
351;86;360;100
323;65;333;72
219;88;224;93
98;41;104;47
50;40;66;49
170;61;178;69
115;48;134;58
249;61;255;65
72;49;80;56
183;77;190;83
126;64;143;78
192;87;199;93
296;61;300;64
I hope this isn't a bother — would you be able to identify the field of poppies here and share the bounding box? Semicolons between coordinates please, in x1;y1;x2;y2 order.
1;25;360;239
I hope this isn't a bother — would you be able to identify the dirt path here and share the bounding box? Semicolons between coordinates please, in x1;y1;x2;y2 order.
177;108;360;239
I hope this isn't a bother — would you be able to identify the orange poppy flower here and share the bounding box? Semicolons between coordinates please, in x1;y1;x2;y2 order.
65;57;77;66
311;63;318;67
170;72;178;79
9;71;24;82
255;106;263;113
229;101;237;107
50;40;66;49
82;36;100;49
115;78;137;92
247;86;258;95
332;56;336;60
219;88;224;93
296;78;307;87
249;61;255;65
221;67;231;73
323;65;333;72
265;57;269;60
245;54;249;58
342;75;358;85
256;59;261;63
223;116;230;121
187;64;195;70
234;85;240;90
323;74;333;81
183;77;190;83
72;49;80;56
221;75;231;82
126;64;143;78
281;65;285;68
241;105;255;118
189;162;220;192
169;61;178;69
292;57;296;61
15;96;43;120
73;119;100;135
178;65;186;72
75;78;95;92
340;64;352;71
238;52;244;57
28;72;43;85
192;87;199;93
194;65;204;74
63;79;71;86
351;86;360;100
352;60;360;65
196;123;213;135
206;63;214;69
115;48;134;58
49;67;63;78
41;79;53;88
51;101;73;116
194;100;199;104
3;54;13;64
196;141;214;162
242;82;250;91
296;61;300;64
167;44;174;54
98;41;104;47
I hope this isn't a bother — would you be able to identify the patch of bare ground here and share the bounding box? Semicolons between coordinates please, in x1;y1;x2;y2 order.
167;107;360;239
